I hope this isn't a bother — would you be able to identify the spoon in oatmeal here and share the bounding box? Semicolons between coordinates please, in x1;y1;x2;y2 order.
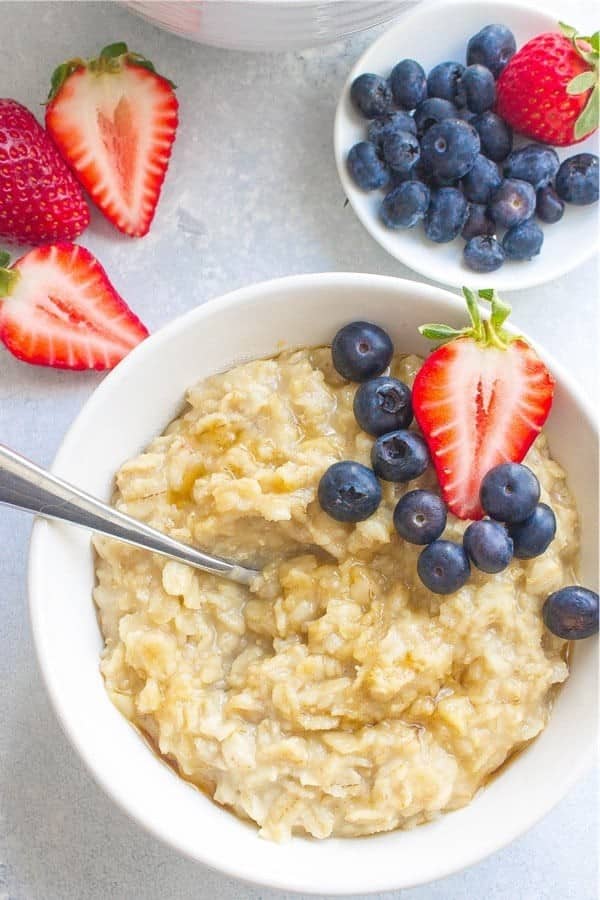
0;444;259;585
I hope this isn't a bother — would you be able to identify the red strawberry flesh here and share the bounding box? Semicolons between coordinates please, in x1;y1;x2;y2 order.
0;99;90;245
0;243;148;370
46;46;178;237
413;290;554;521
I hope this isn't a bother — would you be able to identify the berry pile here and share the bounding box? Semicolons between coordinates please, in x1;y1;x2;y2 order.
316;298;598;639
347;23;599;273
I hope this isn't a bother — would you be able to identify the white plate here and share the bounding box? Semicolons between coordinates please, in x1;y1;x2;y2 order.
334;0;599;290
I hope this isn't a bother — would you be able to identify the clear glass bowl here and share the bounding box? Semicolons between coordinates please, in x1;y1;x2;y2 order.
122;0;417;52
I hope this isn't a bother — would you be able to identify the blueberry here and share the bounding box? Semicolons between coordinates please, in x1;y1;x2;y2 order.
427;62;465;104
536;186;564;224
347;142;389;191
390;59;427;109
318;461;381;522
504;144;560;191
502;220;544;260
368;111;417;149
417;540;471;594
371;430;429;482
463;519;513;573
424;187;468;242
380;181;430;228
350;73;393;119
464;235;505;272
461;154;502;203
332;321;393;382
467;24;517;78
555;153;599;205
472;111;513;162
455;64;496;113
461;203;496;240
507;503;555;559
480;463;540;524
456;108;477;125
489;178;536;229
542;586;599;640
427;171;460;189
353;376;413;435
414;97;458;136
398;161;433;189
382;129;420;174
389;167;419;188
420;118;480;181
393;489;447;544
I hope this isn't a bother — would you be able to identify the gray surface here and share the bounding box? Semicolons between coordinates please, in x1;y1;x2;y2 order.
0;2;597;899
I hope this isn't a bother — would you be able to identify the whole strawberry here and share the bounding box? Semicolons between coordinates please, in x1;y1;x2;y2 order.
496;23;599;146
0;100;90;245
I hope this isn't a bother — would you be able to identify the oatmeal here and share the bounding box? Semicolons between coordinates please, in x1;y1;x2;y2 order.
94;347;579;841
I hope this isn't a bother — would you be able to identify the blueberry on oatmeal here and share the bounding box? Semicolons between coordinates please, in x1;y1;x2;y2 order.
332;321;393;382
318;461;382;522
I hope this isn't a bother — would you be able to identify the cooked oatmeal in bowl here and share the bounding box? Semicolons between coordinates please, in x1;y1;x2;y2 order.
29;273;598;893
93;306;583;841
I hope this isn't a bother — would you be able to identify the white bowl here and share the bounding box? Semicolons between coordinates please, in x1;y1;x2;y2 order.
123;0;414;52
334;0;600;290
29;273;598;895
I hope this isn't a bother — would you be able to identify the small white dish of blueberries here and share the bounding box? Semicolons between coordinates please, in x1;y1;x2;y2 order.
334;0;599;290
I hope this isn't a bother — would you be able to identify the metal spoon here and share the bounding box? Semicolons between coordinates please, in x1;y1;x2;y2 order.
0;444;258;586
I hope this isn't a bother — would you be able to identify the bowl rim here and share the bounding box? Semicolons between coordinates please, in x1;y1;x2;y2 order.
333;0;599;292
28;272;598;894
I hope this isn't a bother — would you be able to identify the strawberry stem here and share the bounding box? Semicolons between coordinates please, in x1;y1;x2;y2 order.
419;288;516;350
462;287;485;340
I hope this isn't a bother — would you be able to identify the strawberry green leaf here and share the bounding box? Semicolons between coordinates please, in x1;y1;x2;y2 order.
567;71;597;94
47;60;82;101
590;31;600;52
126;51;176;88
419;324;467;342
487;290;512;333
477;289;513;348
0;250;11;268
420;289;516;350
559;21;578;39
130;57;156;74
575;84;600;140
0;267;19;297
100;42;128;59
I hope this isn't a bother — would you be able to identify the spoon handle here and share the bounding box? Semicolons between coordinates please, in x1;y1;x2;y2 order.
0;444;257;586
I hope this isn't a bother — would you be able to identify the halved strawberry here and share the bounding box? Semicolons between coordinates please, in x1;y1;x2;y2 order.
412;289;554;520
45;42;178;237
0;243;148;370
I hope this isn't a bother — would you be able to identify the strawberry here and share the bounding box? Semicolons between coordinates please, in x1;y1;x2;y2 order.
0;99;90;245
412;289;554;521
0;243;148;370
45;42;178;237
496;23;599;146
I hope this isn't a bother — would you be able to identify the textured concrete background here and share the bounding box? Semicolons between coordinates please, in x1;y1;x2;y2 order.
0;2;597;898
